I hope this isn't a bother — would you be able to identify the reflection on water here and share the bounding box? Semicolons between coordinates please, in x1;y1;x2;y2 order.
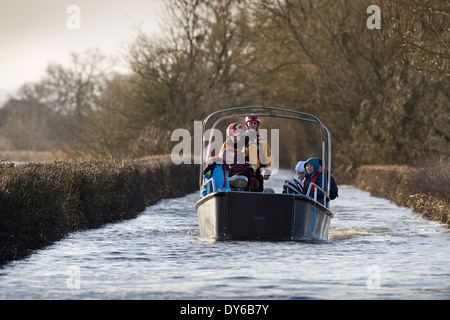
0;170;448;299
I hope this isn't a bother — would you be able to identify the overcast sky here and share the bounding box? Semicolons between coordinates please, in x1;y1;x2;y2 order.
0;0;163;97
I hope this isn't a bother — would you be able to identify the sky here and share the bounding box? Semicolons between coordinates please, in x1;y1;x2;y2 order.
0;0;164;102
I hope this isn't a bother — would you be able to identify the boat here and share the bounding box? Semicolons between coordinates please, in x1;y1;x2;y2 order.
195;106;334;241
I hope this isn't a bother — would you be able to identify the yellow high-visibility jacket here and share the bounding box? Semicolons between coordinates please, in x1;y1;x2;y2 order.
220;132;273;175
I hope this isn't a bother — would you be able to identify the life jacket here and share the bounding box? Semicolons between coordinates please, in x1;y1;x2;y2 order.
229;135;261;167
203;156;227;188
303;171;321;196
223;133;271;173
303;170;339;200
244;135;262;166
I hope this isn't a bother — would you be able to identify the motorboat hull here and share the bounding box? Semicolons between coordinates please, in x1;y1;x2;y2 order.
195;191;333;241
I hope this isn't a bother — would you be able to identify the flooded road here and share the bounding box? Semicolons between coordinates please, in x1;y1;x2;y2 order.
0;170;448;299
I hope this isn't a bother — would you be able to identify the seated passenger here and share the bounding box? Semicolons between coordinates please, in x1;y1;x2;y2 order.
244;115;273;186
220;119;274;192
282;160;305;194
294;160;305;193
303;157;326;205
220;122;260;192
201;148;235;197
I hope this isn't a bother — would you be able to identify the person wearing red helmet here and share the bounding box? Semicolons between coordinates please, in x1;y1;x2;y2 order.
244;115;273;187
245;115;260;131
226;123;244;142
220;117;273;192
220;122;256;190
220;123;245;167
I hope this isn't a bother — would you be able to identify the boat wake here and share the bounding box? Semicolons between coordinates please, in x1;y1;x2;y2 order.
328;227;372;240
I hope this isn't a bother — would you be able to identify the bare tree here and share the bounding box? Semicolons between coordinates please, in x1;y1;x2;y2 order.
18;49;111;117
126;0;248;155
15;49;123;156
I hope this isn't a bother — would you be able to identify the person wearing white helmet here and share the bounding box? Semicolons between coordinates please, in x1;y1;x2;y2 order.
294;161;305;193
282;160;305;195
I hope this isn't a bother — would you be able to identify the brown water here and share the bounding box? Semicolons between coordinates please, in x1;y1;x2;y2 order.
0;170;448;299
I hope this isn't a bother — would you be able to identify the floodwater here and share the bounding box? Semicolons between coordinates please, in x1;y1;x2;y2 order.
0;170;448;300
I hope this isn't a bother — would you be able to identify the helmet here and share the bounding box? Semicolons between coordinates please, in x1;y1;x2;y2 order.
245;115;260;128
226;123;244;137
295;161;305;173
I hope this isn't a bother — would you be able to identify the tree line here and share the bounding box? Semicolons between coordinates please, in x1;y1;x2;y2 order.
0;0;448;179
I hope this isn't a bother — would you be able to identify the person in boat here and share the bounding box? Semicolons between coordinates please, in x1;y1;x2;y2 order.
303;157;327;205
244;115;273;186
221;117;273;192
220;123;259;191
294;160;306;192
282;160;305;194
222;123;245;155
201;148;235;197
221;123;246;169
316;158;339;202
